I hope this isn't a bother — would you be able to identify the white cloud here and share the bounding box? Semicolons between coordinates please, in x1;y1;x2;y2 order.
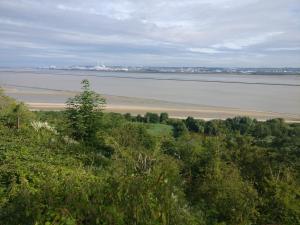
266;47;300;51
57;4;81;12
188;48;224;54
0;39;49;50
212;32;284;50
57;2;133;20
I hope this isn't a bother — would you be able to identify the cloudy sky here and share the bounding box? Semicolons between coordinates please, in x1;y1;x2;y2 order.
0;0;299;67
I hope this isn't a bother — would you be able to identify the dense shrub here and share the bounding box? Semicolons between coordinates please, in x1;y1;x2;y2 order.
1;83;299;225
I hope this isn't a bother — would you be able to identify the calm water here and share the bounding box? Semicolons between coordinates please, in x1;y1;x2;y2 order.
0;69;300;115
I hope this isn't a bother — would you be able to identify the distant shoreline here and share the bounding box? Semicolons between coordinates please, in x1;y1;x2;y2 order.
2;68;300;76
1;70;300;87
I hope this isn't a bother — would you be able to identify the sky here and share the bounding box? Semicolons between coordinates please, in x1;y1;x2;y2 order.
0;0;299;67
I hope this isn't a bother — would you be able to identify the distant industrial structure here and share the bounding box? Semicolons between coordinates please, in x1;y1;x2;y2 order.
46;65;300;75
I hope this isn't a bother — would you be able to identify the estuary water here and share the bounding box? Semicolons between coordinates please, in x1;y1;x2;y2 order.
0;69;299;115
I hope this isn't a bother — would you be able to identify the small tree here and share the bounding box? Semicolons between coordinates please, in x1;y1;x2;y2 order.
13;103;25;129
160;112;169;124
185;116;202;133
144;112;159;123
124;113;132;121
66;79;106;142
0;89;33;129
136;114;144;122
172;120;188;138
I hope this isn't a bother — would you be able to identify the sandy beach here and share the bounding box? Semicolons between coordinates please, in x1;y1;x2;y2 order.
2;85;300;122
25;102;300;122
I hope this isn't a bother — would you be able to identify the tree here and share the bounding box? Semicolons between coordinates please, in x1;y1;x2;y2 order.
111;123;156;151
261;169;300;225
108;149;199;225
160;112;169;123
124;113;132;121
252;122;271;138
144;112;160;123
66;79;106;142
196;162;259;225
136;114;144;122
225;117;254;135
172;120;188;138
12;103;26;129
0;90;33;129
204;121;219;136
185;117;204;133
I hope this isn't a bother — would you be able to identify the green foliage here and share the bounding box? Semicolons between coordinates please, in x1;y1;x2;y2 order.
204;120;220;136
260;169;300;225
106;150;199;225
110;123;157;151
0;90;34;129
146;123;173;137
194;142;259;225
172;120;188;138
124;112;132;121
66;79;106;143
160;112;169;124
185;117;205;133
145;112;160;123
225;116;255;135
0;85;299;225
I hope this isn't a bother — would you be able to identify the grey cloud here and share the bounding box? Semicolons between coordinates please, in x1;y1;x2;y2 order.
0;0;299;67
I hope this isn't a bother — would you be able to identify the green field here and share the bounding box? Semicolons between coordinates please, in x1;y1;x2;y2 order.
146;123;173;136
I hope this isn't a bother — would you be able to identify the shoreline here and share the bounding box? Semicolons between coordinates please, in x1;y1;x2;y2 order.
2;85;300;122
25;102;300;123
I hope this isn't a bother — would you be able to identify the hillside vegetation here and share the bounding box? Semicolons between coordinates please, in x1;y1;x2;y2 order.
0;80;299;225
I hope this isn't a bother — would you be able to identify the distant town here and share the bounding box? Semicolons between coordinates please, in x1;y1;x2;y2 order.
45;64;300;75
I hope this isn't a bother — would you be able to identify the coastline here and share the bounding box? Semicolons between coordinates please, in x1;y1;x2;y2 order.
3;86;300;122
26;102;300;123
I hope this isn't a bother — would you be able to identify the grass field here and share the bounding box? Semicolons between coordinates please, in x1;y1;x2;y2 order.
146;123;173;136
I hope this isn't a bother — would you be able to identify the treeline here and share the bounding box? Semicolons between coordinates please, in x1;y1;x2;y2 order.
123;111;297;139
0;80;299;225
